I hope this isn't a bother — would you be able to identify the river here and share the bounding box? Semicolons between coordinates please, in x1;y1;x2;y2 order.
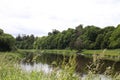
20;52;120;80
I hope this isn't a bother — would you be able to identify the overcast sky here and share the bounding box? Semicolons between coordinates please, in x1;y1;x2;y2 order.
0;0;120;37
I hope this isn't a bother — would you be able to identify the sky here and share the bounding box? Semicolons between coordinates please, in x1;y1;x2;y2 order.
0;0;120;37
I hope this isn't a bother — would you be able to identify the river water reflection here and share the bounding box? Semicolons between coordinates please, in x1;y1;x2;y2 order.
20;62;112;80
20;63;53;73
20;53;120;79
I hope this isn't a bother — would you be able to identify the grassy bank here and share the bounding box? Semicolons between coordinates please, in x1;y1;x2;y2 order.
19;49;120;61
19;49;120;55
82;49;120;56
18;49;76;56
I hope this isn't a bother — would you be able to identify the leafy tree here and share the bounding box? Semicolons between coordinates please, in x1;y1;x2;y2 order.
0;29;15;51
80;26;101;49
15;34;36;49
16;34;22;41
34;37;42;49
57;33;64;49
51;29;60;35
0;29;4;35
33;24;119;50
101;31;113;49
75;24;83;37
74;37;83;50
95;34;104;49
101;26;115;49
109;25;120;48
62;28;75;49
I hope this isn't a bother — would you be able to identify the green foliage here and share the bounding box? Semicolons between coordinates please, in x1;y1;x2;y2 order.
74;37;83;50
109;25;120;48
0;29;4;35
0;29;15;51
77;25;101;49
1;24;120;51
16;34;36;49
95;34;104;49
34;28;75;50
100;26;115;49
0;53;80;80
0;24;116;51
33;24;120;50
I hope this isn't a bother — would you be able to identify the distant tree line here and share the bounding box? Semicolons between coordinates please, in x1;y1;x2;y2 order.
34;24;120;50
0;29;36;51
15;34;36;49
0;24;120;51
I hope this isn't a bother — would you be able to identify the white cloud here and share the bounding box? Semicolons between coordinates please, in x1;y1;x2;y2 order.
0;0;120;37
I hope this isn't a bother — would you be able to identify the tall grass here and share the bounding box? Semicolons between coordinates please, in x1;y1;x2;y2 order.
0;53;80;80
0;52;120;80
85;51;120;80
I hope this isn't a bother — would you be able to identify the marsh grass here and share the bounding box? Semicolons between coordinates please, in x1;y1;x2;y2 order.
0;53;80;80
85;50;120;80
0;52;120;80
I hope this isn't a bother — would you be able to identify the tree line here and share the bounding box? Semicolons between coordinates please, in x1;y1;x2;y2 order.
0;24;120;51
15;34;36;49
34;24;120;50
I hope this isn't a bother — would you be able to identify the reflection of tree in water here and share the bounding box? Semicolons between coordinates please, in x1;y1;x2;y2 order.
22;52;120;74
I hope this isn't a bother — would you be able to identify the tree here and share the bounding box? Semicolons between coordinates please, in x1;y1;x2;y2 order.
0;29;4;35
109;25;120;48
0;29;15;51
61;28;75;49
75;24;83;37
16;34;22;41
52;29;60;35
101;31;113;49
74;37;83;50
101;26;115;49
33;24;120;50
34;37;43;49
95;34;104;49
80;25;101;49
15;34;36;49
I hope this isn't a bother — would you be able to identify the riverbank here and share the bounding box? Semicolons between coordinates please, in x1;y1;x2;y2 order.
19;49;120;61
